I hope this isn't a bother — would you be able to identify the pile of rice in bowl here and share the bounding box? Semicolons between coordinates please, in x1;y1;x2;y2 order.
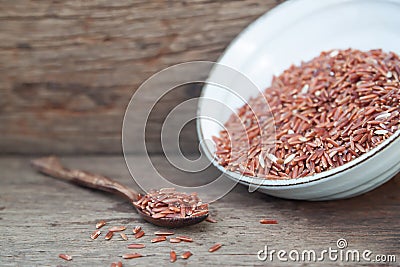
213;49;400;180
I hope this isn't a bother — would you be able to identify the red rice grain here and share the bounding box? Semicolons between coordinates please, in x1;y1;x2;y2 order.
208;243;222;252
181;251;193;259
170;250;177;263
105;231;113;240
108;226;126;232
169;238;182;243
134;230;145;239
90;230;101;240
120;233;128;241
133;226;141;234
96;220;106;229
127;243;146;249
151;236;167;243
59;253;72;261
259;219;278;224
176;236;193;242
122;253;142;259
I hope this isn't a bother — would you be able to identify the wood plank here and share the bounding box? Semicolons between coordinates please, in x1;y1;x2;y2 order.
0;0;284;154
0;156;398;265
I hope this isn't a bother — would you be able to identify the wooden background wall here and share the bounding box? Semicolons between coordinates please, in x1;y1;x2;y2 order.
0;0;283;155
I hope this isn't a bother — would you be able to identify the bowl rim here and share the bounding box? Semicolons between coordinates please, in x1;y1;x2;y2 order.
196;0;400;187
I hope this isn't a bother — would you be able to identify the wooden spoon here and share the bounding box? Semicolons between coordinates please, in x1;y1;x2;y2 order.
31;156;208;228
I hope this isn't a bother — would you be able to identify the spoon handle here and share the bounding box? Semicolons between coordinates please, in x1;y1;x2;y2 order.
31;156;139;203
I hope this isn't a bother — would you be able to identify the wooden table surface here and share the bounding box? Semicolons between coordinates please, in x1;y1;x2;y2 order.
0;0;283;155
1;156;399;266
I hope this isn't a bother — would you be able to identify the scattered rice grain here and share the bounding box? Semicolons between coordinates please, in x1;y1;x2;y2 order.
151;236;167;243
90;230;101;240
122;253;142;259
176;236;193;242
96;220;106;229
209;243;222;252
127;243;145;249
109;226;126;232
59;253;72;261
105;231;113;240
170;250;177;263
120;233;128;241
260;219;278;224
181;251;193;259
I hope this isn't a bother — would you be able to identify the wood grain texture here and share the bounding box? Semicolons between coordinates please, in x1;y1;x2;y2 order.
0;0;284;155
0;156;399;266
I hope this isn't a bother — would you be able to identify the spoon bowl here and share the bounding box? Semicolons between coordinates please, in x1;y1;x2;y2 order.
138;209;208;228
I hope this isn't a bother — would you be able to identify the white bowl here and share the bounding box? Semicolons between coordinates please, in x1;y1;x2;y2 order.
197;0;400;200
